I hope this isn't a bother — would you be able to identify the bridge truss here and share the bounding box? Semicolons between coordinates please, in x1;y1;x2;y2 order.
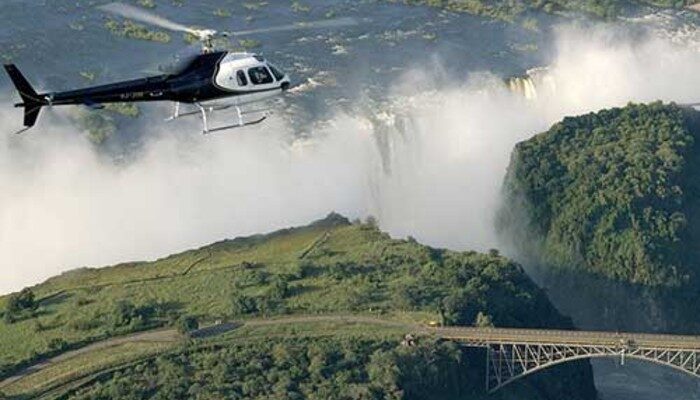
479;341;700;392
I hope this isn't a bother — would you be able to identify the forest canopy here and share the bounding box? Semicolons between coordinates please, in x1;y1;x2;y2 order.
498;102;700;288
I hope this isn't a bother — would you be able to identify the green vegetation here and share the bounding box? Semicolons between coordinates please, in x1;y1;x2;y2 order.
242;1;269;11
497;102;700;331
389;0;698;22
499;102;700;288
136;0;156;9
522;17;539;31
0;214;594;398
76;111;116;144
176;315;199;334
103;103;140;118
79;71;96;81
2;340;176;397
68;22;85;32
58;329;591;400
104;19;171;43
73;103;139;144
238;38;262;50
213;8;232;17
291;1;311;13
63;337;482;400
3;288;37;324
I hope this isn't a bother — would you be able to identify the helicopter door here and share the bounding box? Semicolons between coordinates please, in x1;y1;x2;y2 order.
236;70;248;87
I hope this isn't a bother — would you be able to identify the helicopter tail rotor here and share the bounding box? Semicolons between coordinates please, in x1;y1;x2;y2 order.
3;64;46;133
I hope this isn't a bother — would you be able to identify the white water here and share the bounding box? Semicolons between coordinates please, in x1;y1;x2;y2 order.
2;23;700;298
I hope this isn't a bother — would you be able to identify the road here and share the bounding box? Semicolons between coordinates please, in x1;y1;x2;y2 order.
0;328;181;389
0;315;405;391
2;315;700;394
435;326;700;349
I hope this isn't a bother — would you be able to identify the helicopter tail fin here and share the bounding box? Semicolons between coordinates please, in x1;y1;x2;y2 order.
4;64;46;132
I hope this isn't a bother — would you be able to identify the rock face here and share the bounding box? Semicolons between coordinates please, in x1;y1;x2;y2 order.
497;102;700;332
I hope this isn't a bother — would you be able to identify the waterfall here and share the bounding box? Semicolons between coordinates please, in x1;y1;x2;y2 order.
507;67;556;100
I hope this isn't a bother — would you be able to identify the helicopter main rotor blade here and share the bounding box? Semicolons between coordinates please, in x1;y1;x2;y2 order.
229;17;359;36
99;2;198;35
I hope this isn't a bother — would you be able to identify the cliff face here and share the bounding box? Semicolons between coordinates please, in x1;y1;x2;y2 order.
497;102;700;332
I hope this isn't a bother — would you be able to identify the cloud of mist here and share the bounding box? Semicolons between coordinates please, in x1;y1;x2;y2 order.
373;24;700;251
2;23;700;294
0;111;378;294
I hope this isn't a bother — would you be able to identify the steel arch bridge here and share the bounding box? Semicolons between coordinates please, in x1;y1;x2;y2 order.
430;326;700;393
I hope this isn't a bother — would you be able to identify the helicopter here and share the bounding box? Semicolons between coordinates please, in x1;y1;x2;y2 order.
3;3;357;134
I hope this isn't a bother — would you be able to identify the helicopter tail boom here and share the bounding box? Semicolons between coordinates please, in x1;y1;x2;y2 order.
4;64;46;132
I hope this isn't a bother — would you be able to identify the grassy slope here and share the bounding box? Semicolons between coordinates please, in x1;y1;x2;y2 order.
3;320;408;398
0;216;343;369
0;214;595;399
5;341;175;397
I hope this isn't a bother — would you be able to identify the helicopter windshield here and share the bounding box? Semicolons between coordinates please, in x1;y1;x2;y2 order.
248;67;274;85
268;64;285;81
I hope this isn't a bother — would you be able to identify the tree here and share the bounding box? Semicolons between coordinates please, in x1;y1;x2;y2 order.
365;215;378;228
289;262;311;280
441;291;480;327
177;315;199;335
4;287;37;323
475;312;495;328
270;276;290;300
48;338;67;352
391;281;420;310
498;102;700;288
231;293;257;315
110;300;136;328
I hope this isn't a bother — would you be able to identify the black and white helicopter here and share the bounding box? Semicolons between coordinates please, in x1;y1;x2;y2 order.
4;3;356;134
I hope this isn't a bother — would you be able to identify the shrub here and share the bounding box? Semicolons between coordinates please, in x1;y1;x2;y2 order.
110;300;136;328
176;315;199;335
70;318;101;332
48;338;68;352
269;276;290;300
475;312;495;328
4;288;37;323
75;297;93;307
231;293;258;315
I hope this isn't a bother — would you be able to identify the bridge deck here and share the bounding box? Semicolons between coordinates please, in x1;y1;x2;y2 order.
430;326;700;349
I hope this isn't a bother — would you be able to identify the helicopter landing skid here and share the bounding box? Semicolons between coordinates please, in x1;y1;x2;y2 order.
204;115;267;133
165;102;269;134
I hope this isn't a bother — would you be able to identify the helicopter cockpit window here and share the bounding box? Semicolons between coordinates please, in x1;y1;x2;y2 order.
268;64;285;81
248;67;274;85
237;70;248;86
